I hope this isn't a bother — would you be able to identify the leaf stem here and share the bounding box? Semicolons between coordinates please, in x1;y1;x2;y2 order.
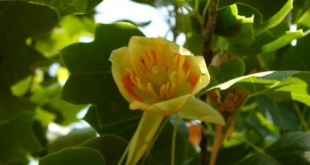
234;136;264;154
171;115;180;165
182;3;204;28
202;0;210;21
118;142;129;165
294;103;309;131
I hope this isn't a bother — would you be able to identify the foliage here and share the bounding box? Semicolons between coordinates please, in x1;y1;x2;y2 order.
0;0;310;164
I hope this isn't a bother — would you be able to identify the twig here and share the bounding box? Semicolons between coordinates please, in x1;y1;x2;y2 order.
209;125;223;165
202;0;218;65
209;115;234;165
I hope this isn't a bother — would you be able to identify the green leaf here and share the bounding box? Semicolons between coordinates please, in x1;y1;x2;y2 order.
227;21;302;55
237;152;282;165
237;132;310;165
61;22;144;126
217;143;253;165
28;77;86;126
5;0;102;16
262;30;304;53
0;1;58;84
2;44;46;85
218;0;291;22
0;1;58;41
178;14;203;55
216;5;254;47
39;147;106;165
83;105;140;140
270;34;310;70
131;0;156;6
48;128;97;154
0;112;43;164
184;31;203;55
256;96;301;131
292;0;310;29
47;99;86;125
210;71;310;107
265;72;310;107
82;135;128;165
208;57;246;83
34;15;95;57
0;73;36;120
254;0;293;33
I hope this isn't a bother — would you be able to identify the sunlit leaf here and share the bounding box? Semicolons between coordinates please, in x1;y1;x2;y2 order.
34;15;95;57
262;30;304;53
292;0;310;29
216;5;254;47
209;71;310;107
218;0;292;22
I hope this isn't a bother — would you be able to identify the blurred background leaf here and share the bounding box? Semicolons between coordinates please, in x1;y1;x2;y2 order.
39;147;106;165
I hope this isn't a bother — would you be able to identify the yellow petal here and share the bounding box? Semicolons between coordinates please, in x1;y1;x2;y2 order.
125;112;164;165
129;100;150;111
177;96;225;125
158;37;192;56
110;47;137;102
189;56;210;94
127;36;160;67
147;94;192;116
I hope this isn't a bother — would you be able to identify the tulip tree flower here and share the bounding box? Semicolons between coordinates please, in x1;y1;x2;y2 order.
109;36;225;165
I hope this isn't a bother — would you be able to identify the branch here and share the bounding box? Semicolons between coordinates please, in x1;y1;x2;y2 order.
202;0;218;65
199;122;209;165
199;1;219;164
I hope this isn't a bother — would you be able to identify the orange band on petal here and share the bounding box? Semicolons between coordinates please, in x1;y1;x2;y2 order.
151;50;157;63
183;58;190;71
122;74;143;101
187;73;199;87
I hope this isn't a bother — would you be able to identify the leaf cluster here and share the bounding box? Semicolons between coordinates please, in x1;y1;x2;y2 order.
1;0;310;164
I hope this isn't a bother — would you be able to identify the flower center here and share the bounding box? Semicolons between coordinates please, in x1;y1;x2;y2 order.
128;48;191;100
148;65;168;88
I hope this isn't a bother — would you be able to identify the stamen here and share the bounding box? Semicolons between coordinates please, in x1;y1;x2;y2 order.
147;83;159;98
126;48;197;100
159;82;170;99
